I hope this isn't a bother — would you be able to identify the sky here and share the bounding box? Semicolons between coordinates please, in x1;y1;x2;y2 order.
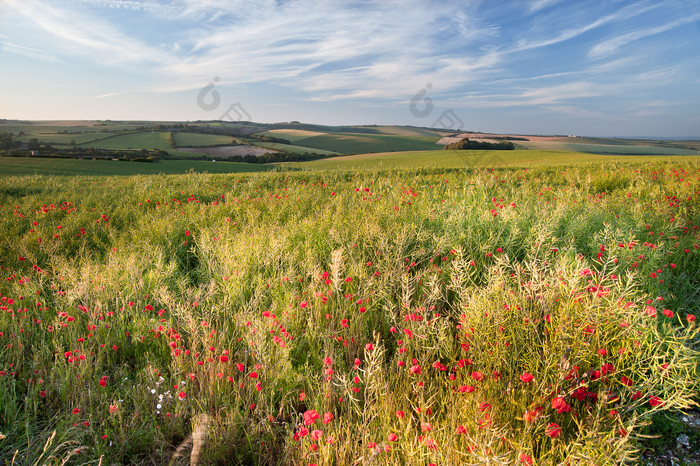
1;0;699;137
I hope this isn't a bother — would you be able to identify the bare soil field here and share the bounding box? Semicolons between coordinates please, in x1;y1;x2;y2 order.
176;145;278;158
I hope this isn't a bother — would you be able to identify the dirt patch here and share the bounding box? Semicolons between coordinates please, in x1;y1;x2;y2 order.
177;145;278;158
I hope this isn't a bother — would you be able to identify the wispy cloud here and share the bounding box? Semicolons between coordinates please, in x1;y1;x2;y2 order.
95;92;122;99
5;0;173;65
447;81;609;109
511;1;663;53
528;0;564;13
0;37;60;62
546;105;615;120
588;14;700;59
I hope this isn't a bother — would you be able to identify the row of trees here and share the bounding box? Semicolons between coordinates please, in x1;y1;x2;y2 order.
218;151;331;164
1;146;167;162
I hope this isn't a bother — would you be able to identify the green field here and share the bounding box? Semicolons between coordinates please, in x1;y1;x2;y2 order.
3;150;700;176
286;149;700;170
0;157;275;176
249;141;339;155
14;132;114;146
77;131;174;151
172;132;235;147
262;130;442;153
371;125;447;137
519;140;700;155
0;159;698;465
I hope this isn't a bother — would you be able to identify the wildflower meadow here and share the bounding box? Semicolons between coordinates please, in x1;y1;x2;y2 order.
0;161;698;465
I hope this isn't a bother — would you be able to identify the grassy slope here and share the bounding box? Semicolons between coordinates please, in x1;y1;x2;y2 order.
4;150;700;176
370;126;447;137
519;140;700;155
172;133;234;147
77;131;173;151
248;142;339;155
0;157;275;176
260;131;442;153
285;149;700;170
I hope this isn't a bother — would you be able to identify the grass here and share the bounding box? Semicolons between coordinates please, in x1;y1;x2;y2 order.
172;133;235;148
77;131;173;151
518;141;700;155
285;149;700;170
248;142;339;155
371;126;447;137
0;157;276;176
262;131;442;153
0;159;698;465
4;150;700;176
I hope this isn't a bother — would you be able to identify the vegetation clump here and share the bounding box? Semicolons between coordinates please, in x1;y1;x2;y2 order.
444;138;515;150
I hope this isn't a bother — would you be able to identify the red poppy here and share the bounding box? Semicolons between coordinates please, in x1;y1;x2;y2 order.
303;410;320;425
552;397;571;414
649;396;664;407
520;372;534;383
545;422;561;438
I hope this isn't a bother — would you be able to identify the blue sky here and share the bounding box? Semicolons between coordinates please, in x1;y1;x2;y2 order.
1;0;699;137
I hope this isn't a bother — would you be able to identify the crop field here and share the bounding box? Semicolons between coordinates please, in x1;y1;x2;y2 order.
262;130;330;143
286;149;700;171
0;158;698;465
172;133;235;148
260;131;443;154
518;140;700;156
371;126;447;138
0;158;274;177
77;132;174;151
249;142;339;156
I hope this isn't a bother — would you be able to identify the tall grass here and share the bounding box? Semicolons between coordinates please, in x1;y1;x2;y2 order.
0;161;698;464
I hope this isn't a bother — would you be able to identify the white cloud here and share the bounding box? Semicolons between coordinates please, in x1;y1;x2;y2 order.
0;38;60;62
3;0;698;124
528;0;564;13
4;0;172;65
511;1;664;53
588;14;700;59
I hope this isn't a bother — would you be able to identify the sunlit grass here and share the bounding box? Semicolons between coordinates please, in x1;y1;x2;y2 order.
0;160;698;464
